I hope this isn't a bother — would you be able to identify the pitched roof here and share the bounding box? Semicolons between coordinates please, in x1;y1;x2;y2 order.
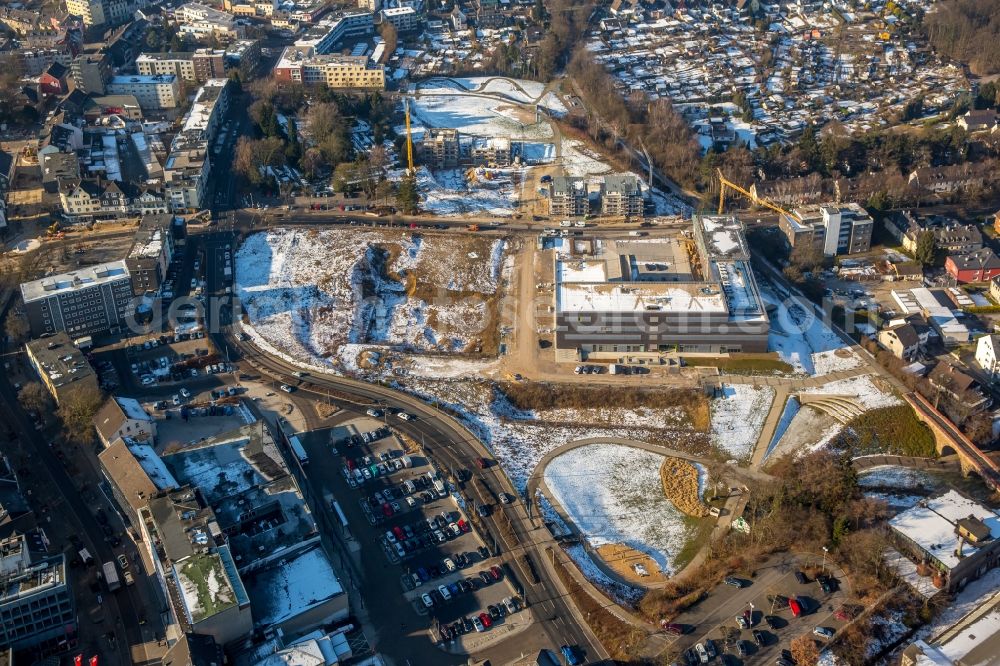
884;323;919;348
928;362;978;394
948;248;1000;272
98;438;159;515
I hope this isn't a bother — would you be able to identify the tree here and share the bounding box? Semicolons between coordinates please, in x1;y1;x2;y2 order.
914;230;937;266
5;313;29;345
378;22;398;58
396;174;419;214
17;382;50;415
285;117;302;166
789;635;820;666
57;389;104;444
234;136;262;184
300;147;325;180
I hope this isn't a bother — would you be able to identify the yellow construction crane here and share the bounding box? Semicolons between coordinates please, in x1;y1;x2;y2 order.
404;98;415;175
716;168;797;221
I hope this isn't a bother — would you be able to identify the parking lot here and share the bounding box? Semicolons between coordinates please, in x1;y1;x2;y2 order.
328;415;527;651
668;553;852;665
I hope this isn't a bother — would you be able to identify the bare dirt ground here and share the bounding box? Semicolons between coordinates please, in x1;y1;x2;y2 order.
596;543;670;585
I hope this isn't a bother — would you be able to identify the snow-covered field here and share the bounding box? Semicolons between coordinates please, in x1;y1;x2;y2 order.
544;442;695;575
760;280;862;376
857;465;937;490
415;166;522;216
410;79;555;141
235;229;505;368
710;385;774;459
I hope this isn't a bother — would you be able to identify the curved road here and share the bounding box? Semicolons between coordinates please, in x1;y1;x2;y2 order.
199;230;611;663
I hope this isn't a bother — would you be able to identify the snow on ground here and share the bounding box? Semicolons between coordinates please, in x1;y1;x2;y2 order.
764;396;800;461
709;385;774;459
863;491;926;511
9;238;41;253
760;279;860;376
235;229;505;368
564;543;644;606
561;140;614;177
415;166;522;216
857;465;937;490
544;442;695;575
912;568;1000;642
800;374;901;409
410;81;553;140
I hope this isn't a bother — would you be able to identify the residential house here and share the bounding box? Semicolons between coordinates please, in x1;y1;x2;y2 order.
945;248;1000;284
39;62;69;95
450;6;466;30
991;274;1000;305
601;174;644;217
975;334;1000;382
549;176;588;217
957;109;998;132
878;323;921;361
908;163;990;195
93;396;157;448
927;361;991;415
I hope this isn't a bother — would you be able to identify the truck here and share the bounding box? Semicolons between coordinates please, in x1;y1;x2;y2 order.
398;455;414;469
433;478;447;498
102;562;121;591
609;363;623;375
79;548;94;566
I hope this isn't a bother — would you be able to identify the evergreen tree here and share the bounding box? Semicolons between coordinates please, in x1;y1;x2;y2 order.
396;175;419;214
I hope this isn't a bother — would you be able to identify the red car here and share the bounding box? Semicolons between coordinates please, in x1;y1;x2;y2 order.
457;519;470;533
788;597;802;617
489;565;502;581
382;503;393;517
392;526;404;540
479;612;492;629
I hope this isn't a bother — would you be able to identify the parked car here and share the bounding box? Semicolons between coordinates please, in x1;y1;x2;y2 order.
794;570;809;585
813;626;834;640
421;593;433;608
280;384;294;393
560;645;580;666
724;576;743;588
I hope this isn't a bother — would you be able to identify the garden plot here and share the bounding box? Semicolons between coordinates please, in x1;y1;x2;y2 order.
235;229;505;369
760;280;862;376
544;442;695;576
709;385;774;460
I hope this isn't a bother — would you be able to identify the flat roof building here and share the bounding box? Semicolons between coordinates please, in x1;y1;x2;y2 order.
21;261;134;338
554;215;769;358
0;534;75;653
779;202;874;256
24;333;99;404
107;74;181;110
126;214;176;296
889;489;1000;593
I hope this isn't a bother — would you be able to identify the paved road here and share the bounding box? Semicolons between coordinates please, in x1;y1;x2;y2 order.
196;229;611;663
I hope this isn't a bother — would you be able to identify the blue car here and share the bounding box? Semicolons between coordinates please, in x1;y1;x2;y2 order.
417;567;430;582
448;582;460;597
560;645;580;665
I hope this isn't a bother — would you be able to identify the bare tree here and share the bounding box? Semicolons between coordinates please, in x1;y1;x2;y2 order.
17;382;50;414
57;389;105;444
790;635;819;666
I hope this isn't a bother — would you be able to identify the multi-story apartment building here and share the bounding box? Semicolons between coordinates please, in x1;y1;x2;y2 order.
164;79;232;211
24;333;99;404
106;74;181;109
470;137;511;167
21;262;134;338
288;10;374;56
192;49;226;82
549;176;588;217
419;128;460;168
66;0;150;27
136;52;197;83
70;53;111;95
176;2;243;42
273;48;385;89
125;214;175;296
601;174;643;217
0;534;76;653
380;6;420;32
779;202;874;256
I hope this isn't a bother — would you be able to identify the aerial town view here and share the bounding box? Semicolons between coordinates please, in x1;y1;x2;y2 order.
3;0;1000;663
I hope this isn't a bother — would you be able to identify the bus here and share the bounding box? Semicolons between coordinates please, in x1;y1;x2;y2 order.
288;435;309;466
102;562;121;591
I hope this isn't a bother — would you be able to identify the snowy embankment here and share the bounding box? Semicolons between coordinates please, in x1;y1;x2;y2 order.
760;279;862;376
543;442;694;576
709;385;774;460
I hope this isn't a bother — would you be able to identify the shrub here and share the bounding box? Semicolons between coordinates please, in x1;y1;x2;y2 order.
839;405;936;457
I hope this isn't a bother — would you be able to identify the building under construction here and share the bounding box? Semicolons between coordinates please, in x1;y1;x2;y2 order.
553;215;770;358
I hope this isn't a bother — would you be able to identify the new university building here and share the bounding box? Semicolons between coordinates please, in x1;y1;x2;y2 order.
554;215;770;359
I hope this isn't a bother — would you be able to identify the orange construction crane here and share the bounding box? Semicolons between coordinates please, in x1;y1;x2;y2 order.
716;168;798;221
404;98;415;175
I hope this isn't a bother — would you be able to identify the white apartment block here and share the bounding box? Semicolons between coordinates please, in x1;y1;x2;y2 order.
136;53;198;83
275;48;385;89
106;75;181;109
380;6;419;32
66;0;150;26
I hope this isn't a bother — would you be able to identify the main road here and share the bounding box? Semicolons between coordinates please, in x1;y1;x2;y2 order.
197;229;612;664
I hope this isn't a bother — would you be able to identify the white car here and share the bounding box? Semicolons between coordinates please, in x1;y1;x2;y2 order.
140;376;156;386
280;384;294;393
179;388;191;399
396;412;413;421
421;593;434;608
437;585;451;601
366;408;382;417
172;395;181;406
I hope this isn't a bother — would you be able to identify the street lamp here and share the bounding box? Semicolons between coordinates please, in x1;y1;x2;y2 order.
821;546;829;576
